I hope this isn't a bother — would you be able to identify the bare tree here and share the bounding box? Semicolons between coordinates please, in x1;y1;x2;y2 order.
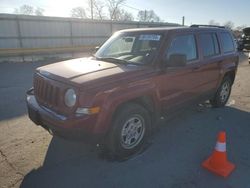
88;0;106;20
14;5;34;15
137;11;145;21
223;21;234;30
115;9;134;21
106;0;126;20
71;7;87;19
120;10;134;21
35;7;44;16
88;0;132;21
14;5;45;16
137;10;160;22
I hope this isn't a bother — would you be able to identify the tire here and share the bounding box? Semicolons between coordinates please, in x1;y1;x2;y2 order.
105;103;151;159
210;76;232;108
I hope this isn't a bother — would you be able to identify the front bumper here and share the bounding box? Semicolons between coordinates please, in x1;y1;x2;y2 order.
26;88;103;143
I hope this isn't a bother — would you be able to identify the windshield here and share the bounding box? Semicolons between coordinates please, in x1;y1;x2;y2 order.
95;32;163;65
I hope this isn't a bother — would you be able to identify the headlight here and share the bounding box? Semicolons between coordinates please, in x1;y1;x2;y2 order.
64;88;76;107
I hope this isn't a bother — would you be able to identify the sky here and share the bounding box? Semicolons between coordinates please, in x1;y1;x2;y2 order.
0;0;249;27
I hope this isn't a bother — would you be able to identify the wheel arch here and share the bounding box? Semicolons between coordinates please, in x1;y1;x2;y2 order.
224;70;236;83
94;93;160;135
112;95;159;126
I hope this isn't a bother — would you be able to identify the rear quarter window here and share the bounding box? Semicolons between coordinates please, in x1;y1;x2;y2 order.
220;32;235;53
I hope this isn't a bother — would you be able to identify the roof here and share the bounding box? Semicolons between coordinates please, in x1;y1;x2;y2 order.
118;26;228;33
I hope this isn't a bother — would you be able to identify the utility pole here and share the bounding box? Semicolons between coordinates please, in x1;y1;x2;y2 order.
182;16;185;26
144;10;147;22
90;0;93;19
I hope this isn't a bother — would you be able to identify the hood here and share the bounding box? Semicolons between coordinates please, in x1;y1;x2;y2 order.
37;57;153;89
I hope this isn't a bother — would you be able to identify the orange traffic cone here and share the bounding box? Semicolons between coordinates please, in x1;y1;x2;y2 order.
202;131;235;178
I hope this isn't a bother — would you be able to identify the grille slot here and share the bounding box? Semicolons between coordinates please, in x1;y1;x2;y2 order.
34;75;60;109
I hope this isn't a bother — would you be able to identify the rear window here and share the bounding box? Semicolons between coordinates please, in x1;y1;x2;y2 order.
200;33;220;57
220;32;235;53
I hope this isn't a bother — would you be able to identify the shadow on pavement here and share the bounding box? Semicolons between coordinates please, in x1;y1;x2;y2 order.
20;106;250;188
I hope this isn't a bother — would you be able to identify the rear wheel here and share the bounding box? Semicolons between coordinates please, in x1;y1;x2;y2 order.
105;103;151;159
210;76;232;107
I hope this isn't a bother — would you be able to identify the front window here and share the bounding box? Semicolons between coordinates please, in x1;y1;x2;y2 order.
95;32;163;65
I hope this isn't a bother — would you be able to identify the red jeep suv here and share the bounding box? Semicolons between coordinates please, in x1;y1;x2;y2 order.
27;25;239;157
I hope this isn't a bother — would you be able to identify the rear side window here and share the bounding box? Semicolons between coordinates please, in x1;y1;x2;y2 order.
220;32;235;53
200;33;220;57
167;34;197;62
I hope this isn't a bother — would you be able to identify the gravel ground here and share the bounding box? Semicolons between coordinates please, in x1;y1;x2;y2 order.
0;53;250;188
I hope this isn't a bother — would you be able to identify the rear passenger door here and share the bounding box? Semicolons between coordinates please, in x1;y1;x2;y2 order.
197;32;222;95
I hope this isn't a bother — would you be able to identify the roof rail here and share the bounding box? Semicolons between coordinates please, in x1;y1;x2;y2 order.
190;24;225;29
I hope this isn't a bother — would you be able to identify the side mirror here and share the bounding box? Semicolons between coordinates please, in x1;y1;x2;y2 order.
166;54;187;67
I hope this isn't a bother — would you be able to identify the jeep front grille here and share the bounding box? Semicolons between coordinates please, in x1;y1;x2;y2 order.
34;74;60;109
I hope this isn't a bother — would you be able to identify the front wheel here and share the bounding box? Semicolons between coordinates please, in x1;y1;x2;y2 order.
105;103;151;159
210;77;232;107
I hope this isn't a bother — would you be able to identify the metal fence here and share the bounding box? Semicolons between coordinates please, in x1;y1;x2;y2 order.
0;14;179;49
